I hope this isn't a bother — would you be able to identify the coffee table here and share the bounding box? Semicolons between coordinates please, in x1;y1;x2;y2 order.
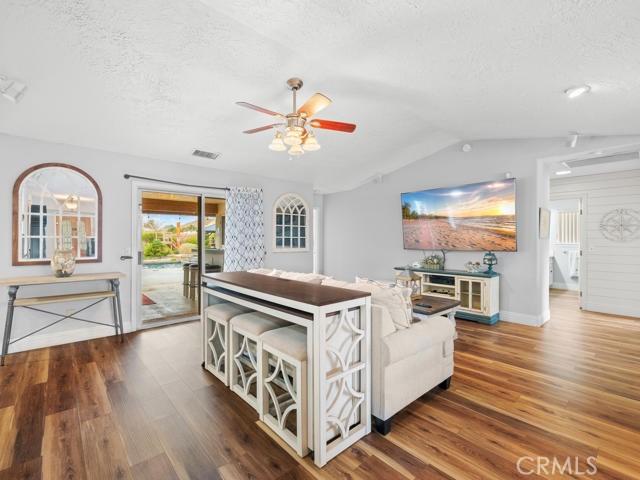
412;295;460;335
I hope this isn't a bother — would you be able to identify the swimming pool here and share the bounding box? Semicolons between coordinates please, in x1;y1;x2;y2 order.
143;261;183;270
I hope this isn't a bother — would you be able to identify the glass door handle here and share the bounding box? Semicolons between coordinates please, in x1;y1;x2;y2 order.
120;255;133;260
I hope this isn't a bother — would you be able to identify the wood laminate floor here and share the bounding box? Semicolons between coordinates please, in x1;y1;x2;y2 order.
0;289;638;479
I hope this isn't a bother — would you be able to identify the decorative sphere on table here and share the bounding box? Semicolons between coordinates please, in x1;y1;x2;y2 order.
51;249;76;277
483;251;498;273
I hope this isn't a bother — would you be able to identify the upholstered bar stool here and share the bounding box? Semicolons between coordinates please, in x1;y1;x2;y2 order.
229;312;288;411
204;302;252;385
259;325;308;457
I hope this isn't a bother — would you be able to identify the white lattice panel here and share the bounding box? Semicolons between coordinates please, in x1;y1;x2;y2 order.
323;308;365;441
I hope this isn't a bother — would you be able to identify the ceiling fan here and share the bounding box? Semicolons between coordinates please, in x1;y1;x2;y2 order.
236;77;356;156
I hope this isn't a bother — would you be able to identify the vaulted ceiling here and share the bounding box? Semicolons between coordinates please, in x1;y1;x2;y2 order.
1;1;639;192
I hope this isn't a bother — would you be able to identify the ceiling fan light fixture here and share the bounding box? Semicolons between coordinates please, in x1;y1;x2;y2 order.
268;132;286;151
288;144;304;156
284;127;304;146
302;131;321;151
237;77;356;158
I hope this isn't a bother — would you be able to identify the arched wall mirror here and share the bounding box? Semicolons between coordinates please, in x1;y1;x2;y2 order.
273;193;309;251
12;163;102;265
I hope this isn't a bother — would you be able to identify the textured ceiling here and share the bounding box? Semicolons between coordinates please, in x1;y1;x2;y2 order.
1;1;639;192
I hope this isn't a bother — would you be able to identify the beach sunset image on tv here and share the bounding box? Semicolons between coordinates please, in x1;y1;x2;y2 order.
401;178;517;251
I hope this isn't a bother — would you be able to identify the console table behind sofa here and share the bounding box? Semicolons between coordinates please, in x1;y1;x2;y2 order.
201;271;372;468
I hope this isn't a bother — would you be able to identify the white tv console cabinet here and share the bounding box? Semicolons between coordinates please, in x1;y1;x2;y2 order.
395;266;500;324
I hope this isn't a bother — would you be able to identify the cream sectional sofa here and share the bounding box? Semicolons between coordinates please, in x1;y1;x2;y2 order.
248;269;455;435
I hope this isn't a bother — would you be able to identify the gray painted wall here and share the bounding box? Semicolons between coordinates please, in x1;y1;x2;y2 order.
323;137;640;323
0;133;313;349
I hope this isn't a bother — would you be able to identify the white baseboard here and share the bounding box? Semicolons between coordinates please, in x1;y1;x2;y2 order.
6;323;133;354
500;310;545;327
583;303;640;318
541;309;551;325
551;282;579;291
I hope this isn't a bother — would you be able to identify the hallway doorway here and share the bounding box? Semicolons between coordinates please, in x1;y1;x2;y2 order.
548;196;583;313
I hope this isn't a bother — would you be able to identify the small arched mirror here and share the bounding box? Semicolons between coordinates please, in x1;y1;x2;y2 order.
12;163;102;265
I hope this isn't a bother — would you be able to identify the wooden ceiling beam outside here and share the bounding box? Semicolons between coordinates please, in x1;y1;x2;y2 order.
142;198;219;216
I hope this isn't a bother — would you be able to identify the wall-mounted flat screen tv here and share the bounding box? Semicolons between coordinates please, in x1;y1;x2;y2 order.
401;178;517;251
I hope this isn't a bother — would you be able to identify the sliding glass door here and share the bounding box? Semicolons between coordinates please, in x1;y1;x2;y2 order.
200;196;225;277
135;190;226;328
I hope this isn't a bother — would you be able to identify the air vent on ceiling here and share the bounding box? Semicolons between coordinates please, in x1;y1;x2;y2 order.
192;149;220;160
567;151;639;168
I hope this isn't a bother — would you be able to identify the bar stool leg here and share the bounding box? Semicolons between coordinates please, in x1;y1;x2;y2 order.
1;286;18;366
229;325;239;389
206;317;229;385
260;346;308;457
230;328;260;410
297;359;308;457
258;340;267;418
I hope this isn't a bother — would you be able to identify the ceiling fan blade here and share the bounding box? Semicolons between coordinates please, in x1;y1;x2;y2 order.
309;119;356;133
297;93;332;117
236;102;284;117
243;123;284;134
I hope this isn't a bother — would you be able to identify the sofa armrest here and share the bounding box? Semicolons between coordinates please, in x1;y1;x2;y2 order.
381;315;455;365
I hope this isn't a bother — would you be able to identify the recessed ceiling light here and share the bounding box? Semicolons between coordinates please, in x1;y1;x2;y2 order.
564;85;591;99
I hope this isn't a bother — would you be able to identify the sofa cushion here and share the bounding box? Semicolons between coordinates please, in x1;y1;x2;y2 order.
322;278;410;330
205;303;252;323
352;279;413;329
321;278;352;289
247;268;275;275
371;304;397;337
230;311;288;336
279;271;328;284
261;325;307;361
381;315;455;365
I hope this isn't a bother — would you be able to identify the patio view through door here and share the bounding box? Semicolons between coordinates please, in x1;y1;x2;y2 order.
139;191;225;325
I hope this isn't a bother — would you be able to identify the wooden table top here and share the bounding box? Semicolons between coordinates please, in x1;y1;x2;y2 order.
203;271;370;307
0;272;125;287
413;295;460;316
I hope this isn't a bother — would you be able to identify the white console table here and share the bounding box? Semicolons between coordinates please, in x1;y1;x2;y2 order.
0;272;125;365
201;272;371;467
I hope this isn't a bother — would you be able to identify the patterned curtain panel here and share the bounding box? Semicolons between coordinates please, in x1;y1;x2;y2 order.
224;187;266;272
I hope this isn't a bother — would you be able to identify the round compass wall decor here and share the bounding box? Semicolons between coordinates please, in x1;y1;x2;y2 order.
599;208;640;242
